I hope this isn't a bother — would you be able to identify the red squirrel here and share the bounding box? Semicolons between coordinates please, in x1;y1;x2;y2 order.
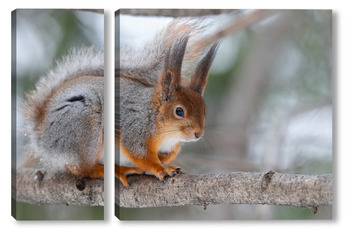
116;20;219;186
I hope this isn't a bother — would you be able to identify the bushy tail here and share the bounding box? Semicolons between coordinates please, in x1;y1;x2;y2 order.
23;47;103;131
118;19;212;85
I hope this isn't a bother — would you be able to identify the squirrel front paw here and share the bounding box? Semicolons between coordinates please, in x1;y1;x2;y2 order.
152;165;182;181
165;164;182;176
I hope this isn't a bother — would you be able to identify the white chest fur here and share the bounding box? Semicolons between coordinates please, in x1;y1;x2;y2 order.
158;137;180;153
117;137;180;166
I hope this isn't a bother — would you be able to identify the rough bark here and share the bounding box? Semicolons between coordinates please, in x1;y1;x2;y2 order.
14;168;332;211
116;171;332;211
13;168;104;206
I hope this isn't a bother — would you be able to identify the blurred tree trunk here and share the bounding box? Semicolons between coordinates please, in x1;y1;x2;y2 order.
215;12;293;164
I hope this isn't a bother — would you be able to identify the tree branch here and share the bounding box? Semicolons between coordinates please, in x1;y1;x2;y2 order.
116;171;332;211
14;168;332;212
119;9;235;17
200;9;280;47
13;168;104;206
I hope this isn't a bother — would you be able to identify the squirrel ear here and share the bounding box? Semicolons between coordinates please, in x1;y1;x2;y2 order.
160;71;175;101
190;42;219;95
159;35;189;101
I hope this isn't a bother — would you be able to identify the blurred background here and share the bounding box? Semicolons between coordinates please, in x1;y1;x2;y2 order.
13;9;104;220
118;9;332;220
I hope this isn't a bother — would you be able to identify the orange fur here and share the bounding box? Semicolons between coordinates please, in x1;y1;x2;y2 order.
66;163;104;178
158;143;180;165
115;164;144;186
116;131;182;186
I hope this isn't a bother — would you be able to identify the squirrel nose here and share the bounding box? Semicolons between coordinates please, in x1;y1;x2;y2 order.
194;132;203;139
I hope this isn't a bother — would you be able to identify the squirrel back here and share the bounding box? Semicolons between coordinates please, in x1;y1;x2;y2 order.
23;47;104;172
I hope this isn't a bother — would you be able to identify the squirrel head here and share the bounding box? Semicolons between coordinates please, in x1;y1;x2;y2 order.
154;35;218;143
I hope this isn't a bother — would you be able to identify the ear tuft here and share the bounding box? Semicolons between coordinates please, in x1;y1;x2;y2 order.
162;71;173;101
159;35;190;101
190;42;219;95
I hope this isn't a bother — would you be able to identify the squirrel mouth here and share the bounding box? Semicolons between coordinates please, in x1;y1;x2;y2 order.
183;137;201;142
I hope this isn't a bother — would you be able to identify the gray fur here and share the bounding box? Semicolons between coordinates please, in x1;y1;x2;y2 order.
119;77;156;157
23;48;104;170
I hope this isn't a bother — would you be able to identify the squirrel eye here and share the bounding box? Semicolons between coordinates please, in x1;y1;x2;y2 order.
175;107;185;118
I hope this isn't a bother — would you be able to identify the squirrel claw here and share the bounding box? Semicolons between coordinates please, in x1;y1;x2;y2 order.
156;170;166;181
175;168;182;174
164;165;181;177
